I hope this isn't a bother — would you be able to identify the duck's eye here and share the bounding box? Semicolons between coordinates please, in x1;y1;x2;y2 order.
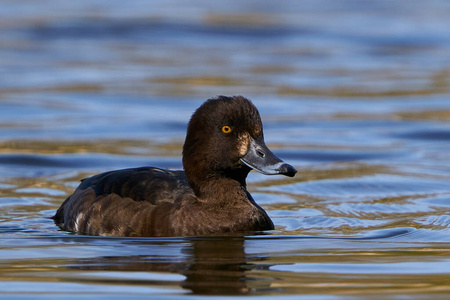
221;125;232;133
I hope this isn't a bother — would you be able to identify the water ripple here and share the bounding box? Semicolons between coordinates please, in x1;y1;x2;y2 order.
263;174;450;199
270;260;450;274
0;154;181;178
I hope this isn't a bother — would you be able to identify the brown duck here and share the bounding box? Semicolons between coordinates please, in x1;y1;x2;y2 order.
53;96;296;237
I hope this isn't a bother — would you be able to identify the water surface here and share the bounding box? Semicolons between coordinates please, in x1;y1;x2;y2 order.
1;1;450;298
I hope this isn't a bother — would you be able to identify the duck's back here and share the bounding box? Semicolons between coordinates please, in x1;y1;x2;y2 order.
53;167;193;236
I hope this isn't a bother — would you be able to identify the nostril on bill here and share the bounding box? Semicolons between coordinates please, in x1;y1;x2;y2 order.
256;149;265;158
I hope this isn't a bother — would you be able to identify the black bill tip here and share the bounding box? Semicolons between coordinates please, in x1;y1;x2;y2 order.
277;163;297;177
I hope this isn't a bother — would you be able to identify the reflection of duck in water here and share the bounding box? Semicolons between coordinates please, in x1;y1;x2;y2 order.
53;96;296;237
70;238;267;295
181;238;254;294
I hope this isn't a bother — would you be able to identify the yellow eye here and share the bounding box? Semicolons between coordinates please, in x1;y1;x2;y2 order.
222;125;232;133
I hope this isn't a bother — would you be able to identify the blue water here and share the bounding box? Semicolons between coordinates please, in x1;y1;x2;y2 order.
1;1;450;298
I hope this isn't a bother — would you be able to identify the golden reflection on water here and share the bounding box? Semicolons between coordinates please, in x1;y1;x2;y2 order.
1;236;449;296
0;140;182;156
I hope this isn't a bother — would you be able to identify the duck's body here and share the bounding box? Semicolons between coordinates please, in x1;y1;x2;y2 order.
53;166;273;236
53;96;296;237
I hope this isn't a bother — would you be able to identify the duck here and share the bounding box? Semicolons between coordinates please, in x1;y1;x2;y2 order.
52;96;296;237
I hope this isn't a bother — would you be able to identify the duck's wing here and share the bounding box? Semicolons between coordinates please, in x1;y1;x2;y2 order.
52;167;193;236
79;167;192;204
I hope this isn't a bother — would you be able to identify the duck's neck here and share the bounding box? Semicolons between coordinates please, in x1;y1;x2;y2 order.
195;176;247;202
184;162;251;198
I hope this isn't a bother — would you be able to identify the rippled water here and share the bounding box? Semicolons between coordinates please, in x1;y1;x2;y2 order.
1;1;450;298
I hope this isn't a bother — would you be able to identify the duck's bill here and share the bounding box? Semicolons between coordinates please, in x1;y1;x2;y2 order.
239;137;297;177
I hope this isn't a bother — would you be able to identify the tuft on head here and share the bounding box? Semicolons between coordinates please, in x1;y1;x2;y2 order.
186;95;263;139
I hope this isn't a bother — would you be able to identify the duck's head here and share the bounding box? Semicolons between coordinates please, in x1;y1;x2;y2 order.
182;96;296;194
